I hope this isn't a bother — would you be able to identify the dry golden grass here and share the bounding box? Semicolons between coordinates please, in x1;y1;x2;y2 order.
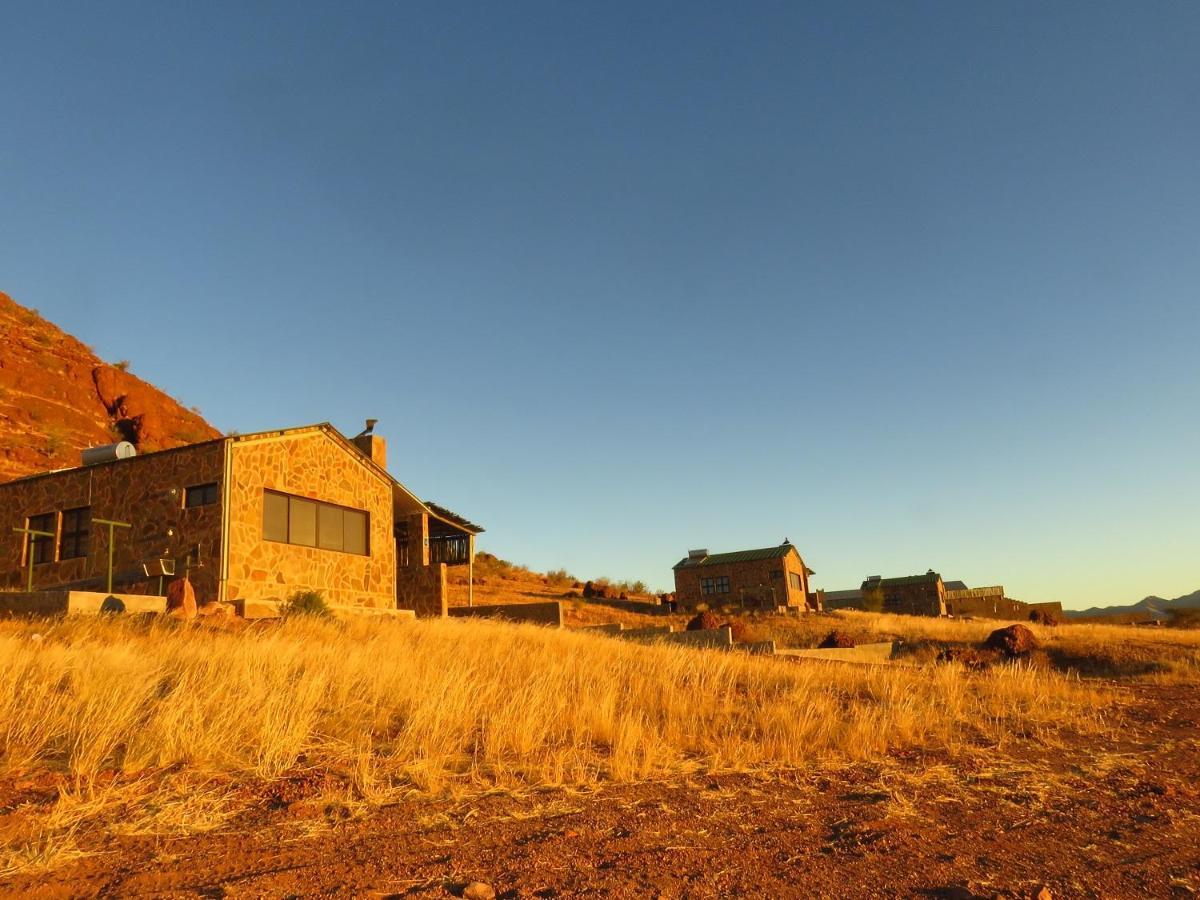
0;613;1116;873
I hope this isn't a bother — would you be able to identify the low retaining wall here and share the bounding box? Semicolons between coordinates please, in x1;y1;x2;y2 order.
779;641;898;664
618;625;733;649
0;590;166;618
584;597;670;616
734;640;777;656
448;601;564;627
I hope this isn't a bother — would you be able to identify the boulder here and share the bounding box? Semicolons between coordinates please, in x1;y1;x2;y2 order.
462;883;496;900
165;577;197;620
985;623;1039;658
818;630;856;649
687;611;722;632
1029;609;1059;627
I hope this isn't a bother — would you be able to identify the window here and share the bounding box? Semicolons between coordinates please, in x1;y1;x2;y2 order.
700;575;731;596
184;483;219;508
789;572;803;590
263;491;289;542
770;569;784;579
262;490;369;555
289;498;317;547
60;507;90;560
26;512;56;565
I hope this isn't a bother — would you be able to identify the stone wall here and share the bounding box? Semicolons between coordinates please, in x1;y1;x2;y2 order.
224;430;397;608
674;549;811;611
397;562;447;617
0;443;225;602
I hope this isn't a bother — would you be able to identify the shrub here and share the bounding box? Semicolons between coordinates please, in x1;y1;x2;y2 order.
283;590;331;618
114;360;131;372
687;611;722;631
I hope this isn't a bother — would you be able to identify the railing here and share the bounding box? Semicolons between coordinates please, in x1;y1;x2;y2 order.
429;535;471;566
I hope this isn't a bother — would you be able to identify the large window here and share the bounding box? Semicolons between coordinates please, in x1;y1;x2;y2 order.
184;483;219;508
262;490;368;555
789;572;803;590
700;575;731;596
26;512;56;565
60;507;90;560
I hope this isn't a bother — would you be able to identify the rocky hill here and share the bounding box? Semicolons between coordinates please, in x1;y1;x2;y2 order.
0;291;220;483
1067;589;1200;622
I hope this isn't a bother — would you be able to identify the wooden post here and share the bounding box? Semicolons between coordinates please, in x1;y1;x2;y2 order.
468;533;475;607
92;518;132;594
12;526;55;592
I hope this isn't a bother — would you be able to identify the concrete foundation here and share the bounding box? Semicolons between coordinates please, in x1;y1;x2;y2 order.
447;601;564;627
0;590;166;618
779;641;898;664
734;640;777;655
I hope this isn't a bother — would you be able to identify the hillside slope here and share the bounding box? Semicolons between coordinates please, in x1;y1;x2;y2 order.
0;291;220;483
1067;589;1200;622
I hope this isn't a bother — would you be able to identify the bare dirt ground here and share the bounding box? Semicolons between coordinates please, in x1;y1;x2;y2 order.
4;682;1197;899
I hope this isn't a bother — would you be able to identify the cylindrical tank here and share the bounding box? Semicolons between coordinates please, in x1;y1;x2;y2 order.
81;442;137;466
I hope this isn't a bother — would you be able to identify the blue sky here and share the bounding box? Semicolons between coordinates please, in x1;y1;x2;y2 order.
2;2;1197;607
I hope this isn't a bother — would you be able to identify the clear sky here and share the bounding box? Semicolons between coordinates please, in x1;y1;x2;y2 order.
2;2;1197;608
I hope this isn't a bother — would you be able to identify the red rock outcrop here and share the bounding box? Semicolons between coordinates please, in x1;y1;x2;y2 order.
0;291;220;482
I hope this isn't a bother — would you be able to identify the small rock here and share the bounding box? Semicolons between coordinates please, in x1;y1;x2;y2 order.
1035;888;1053;900
165;576;197;620
462;883;496;900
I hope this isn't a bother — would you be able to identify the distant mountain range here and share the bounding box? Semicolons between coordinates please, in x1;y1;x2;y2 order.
1067;589;1200;621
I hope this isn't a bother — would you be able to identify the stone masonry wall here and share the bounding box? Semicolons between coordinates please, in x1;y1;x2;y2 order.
224;430;396;608
0;443;226;602
674;549;810;611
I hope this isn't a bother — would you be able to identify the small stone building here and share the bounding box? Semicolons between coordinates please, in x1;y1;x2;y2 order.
0;422;481;615
672;541;816;612
861;571;946;617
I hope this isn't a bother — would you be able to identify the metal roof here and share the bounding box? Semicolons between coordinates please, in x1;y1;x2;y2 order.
865;572;943;587
673;543;807;571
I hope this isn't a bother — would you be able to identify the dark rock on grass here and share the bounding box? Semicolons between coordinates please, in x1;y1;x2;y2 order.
687;611;722;631
936;646;998;670
985;623;1039;658
819;630;856;649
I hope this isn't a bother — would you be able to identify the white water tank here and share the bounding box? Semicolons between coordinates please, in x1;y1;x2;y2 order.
81;442;137;466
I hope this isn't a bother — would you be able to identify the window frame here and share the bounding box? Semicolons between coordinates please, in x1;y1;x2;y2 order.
262;489;370;556
700;577;715;596
715;576;731;594
59;506;91;560
26;512;56;566
184;482;219;509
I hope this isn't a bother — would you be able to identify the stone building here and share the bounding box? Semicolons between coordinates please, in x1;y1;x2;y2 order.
861;571;947;617
671;541;816;612
0;422;481;615
944;585;1064;621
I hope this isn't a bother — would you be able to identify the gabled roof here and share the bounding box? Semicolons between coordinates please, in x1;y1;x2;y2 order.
824;589;863;602
865;571;943;588
673;543;811;574
232;424;485;535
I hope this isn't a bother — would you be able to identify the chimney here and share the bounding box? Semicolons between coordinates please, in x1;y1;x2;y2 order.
352;419;387;469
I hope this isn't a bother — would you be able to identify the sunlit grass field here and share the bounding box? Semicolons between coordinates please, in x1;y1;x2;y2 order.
0;611;1122;873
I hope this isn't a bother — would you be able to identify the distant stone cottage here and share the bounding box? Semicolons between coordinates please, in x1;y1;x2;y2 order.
0;422;482;615
671;541;817;612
